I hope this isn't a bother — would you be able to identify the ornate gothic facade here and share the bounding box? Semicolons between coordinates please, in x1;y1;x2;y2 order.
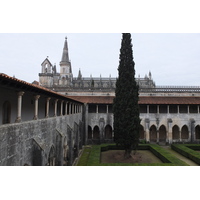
39;37;155;96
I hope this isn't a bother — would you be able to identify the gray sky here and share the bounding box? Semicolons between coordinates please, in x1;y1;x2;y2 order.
1;33;200;86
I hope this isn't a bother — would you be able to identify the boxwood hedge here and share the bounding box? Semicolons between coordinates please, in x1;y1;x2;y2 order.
171;144;200;165
77;144;188;166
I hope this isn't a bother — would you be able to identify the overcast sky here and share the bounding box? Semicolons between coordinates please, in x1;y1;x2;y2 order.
0;33;200;86
2;0;200;197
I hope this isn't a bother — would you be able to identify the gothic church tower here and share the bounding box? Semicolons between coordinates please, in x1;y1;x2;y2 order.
59;37;73;86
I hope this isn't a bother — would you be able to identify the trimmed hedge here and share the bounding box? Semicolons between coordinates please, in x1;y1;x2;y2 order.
171;144;200;165
77;144;188;166
76;147;92;166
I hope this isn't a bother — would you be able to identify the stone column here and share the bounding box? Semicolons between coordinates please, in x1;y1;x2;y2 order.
15;91;25;122
147;105;149;114
177;105;179;114
75;104;77;114
46;97;51;118
33;95;40;120
145;118;150;143
80;105;82;114
54;99;58;117
60;100;64;116
156;118;159;143
190;119;195;142
106;105;109;114
167;118;173;144
179;130;182;143
96;105;98;113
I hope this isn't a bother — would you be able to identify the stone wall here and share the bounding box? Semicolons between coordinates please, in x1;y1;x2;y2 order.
0;114;83;166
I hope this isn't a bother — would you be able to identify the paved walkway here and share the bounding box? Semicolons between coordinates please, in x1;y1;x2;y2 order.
161;146;199;166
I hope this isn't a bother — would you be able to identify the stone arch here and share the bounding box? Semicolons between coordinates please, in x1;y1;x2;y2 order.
172;125;180;140
159;125;167;142
93;126;100;139
150;125;157;142
48;145;56;166
139;125;145;139
88;125;92;139
195;125;200;140
2;101;11;124
105;125;112;139
181;125;189;139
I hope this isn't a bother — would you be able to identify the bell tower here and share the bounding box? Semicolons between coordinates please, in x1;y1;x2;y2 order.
59;37;73;85
39;57;53;87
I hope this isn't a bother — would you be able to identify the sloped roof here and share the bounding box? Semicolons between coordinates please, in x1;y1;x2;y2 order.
67;96;114;104
0;73;83;104
67;95;200;105
139;96;200;104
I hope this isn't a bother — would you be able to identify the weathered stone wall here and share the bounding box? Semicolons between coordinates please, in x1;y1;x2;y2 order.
140;113;200;144
84;109;200;145
0;113;83;166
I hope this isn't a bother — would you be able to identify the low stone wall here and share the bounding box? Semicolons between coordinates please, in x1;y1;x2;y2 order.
0;113;83;166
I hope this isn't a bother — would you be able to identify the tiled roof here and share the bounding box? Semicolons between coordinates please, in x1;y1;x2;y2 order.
67;96;114;104
0;73;82;104
139;96;200;104
67;95;200;105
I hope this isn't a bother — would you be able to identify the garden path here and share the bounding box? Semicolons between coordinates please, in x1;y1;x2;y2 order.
161;146;198;166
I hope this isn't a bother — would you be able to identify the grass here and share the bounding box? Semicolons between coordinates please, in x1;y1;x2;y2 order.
76;146;92;166
76;144;188;166
171;144;200;165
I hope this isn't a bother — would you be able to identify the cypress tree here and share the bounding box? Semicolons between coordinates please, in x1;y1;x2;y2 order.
113;33;141;158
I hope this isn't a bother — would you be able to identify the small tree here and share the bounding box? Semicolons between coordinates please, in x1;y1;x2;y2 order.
113;33;140;158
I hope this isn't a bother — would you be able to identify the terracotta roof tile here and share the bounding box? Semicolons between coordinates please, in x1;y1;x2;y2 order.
67;96;114;104
0;73;82;104
67;95;200;105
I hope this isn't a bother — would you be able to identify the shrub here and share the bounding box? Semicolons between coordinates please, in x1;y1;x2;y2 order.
171;144;200;165
77;144;188;166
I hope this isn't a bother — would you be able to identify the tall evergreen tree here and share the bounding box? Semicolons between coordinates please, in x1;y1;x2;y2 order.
113;33;140;158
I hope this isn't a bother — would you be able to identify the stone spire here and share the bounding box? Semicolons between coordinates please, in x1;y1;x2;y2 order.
60;37;72;78
78;69;82;80
61;37;70;63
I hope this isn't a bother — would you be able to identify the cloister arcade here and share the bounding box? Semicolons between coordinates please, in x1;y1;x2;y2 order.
139;123;200;144
87;124;113;143
87;122;200;144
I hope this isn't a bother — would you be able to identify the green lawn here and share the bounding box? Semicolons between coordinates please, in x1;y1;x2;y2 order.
76;144;188;166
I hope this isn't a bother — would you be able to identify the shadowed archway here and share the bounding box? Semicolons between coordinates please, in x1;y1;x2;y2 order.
150;125;157;143
159;125;167;143
105;125;112;139
93;126;100;139
195;125;200;140
181;125;189;140
172;125;180;140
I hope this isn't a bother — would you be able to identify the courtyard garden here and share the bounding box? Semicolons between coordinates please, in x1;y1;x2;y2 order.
76;144;200;166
